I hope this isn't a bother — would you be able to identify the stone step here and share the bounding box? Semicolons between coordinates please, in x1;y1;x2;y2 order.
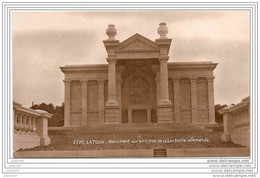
49;123;216;135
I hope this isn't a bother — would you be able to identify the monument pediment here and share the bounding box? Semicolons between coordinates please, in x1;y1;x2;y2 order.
116;33;159;52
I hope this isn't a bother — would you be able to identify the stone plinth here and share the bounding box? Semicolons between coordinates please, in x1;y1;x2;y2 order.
104;106;120;124
157;105;173;123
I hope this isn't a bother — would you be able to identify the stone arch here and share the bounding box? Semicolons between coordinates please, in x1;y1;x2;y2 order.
123;71;155;106
121;70;156;123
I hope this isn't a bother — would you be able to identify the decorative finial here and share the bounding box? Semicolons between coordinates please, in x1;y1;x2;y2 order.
106;24;117;40
157;22;168;39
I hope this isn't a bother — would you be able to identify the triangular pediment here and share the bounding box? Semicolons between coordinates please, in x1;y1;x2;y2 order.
116;33;159;52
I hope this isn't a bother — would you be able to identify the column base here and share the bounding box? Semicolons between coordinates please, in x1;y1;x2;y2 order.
158;99;172;106
191;109;198;124
105;100;119;107
209;122;217;124
157;105;173;123
105;106;120;124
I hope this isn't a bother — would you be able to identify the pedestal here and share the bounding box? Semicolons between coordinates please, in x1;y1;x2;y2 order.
104;106;120;124
157;105;173;123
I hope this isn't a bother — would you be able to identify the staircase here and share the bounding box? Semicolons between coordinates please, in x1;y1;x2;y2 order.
48;123;222;135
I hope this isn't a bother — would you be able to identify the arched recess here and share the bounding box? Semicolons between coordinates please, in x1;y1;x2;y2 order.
121;70;156;123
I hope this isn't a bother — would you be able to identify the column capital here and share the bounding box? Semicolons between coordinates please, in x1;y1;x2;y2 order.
207;76;215;81
63;80;71;84
106;57;117;64
172;77;180;82
159;55;169;62
190;76;198;82
147;108;152;112
80;80;88;84
97;79;106;84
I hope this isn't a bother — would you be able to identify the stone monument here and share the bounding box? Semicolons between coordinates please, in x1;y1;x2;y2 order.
60;23;217;127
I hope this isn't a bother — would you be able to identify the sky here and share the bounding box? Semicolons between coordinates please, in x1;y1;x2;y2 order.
12;11;250;108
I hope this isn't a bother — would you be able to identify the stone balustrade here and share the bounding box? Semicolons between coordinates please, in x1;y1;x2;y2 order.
219;96;250;147
13;101;52;151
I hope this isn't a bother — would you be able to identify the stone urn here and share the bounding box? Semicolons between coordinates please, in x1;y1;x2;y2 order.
106;24;117;40
157;22;168;39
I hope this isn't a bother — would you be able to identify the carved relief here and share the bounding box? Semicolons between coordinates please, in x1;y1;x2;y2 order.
129;76;149;105
121;60;156;80
121;59;157;123
122;39;153;51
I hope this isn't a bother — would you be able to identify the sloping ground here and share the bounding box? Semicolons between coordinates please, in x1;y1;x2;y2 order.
19;130;243;152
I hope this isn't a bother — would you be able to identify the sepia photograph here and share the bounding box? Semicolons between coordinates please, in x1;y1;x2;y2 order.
12;10;250;159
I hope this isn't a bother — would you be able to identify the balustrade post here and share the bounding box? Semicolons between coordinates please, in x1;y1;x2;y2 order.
32;116;37;135
27;115;33;134
18;113;24;133
35;112;52;146
23;114;29;133
14;111;19;133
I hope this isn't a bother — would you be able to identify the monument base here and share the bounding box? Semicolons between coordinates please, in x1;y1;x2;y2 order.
157;105;173;123
105;106;120;124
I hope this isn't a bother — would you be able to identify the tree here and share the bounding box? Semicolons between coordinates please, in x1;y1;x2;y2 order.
30;103;64;127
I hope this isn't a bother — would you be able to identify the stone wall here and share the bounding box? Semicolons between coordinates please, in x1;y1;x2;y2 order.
61;61;217;126
13;102;52;151
219;96;250;147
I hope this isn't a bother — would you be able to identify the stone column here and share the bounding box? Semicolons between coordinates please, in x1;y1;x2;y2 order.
107;58;118;105
103;24;120;124
81;80;88;126
207;76;216;124
147;108;152;123
156;56;173;123
63;80;71;127
190;77;198;124
173;78;180;123
159;56;171;105
127;108;132;123
104;57;120;124
98;80;105;124
155;25;173;123
155;71;160;105
116;79;122;123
